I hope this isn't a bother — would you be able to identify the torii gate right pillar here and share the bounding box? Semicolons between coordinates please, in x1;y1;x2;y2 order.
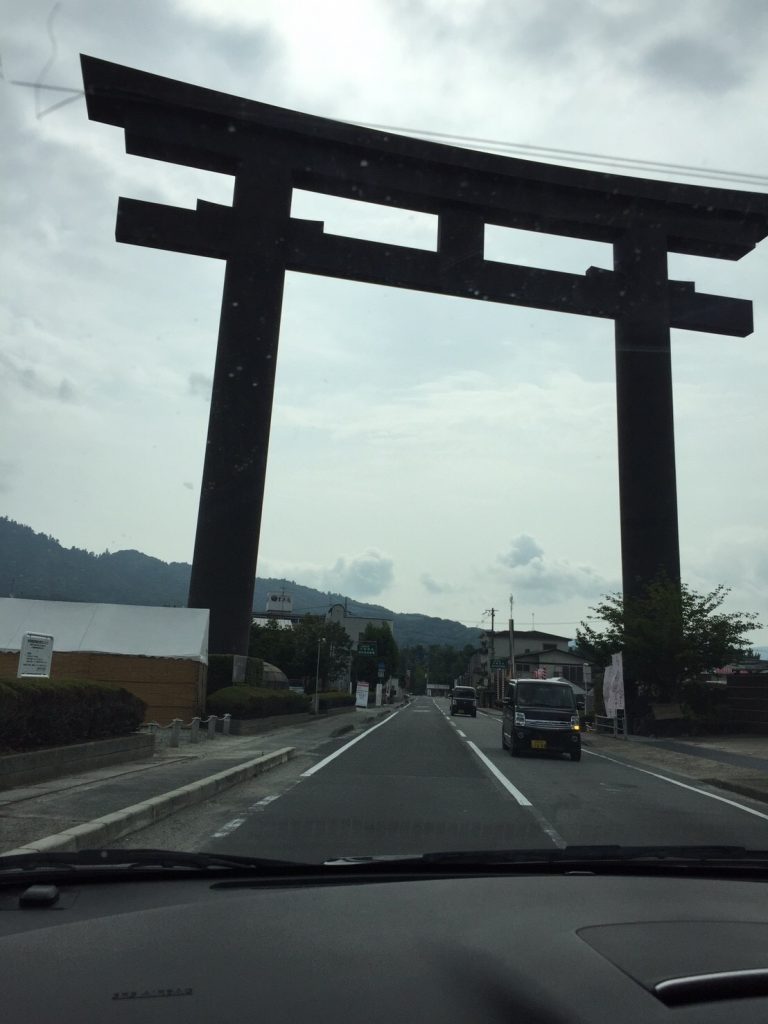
614;225;681;597
613;225;681;722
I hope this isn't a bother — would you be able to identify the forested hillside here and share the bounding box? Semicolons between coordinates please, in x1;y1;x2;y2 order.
0;518;480;648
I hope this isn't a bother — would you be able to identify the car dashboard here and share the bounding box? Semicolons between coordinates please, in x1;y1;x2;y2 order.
2;870;768;1022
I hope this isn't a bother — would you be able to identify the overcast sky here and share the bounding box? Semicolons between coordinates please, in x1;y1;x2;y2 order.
3;0;768;643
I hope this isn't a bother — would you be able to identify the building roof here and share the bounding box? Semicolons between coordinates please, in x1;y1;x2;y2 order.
252;617;294;630
0;598;209;663
483;629;571;642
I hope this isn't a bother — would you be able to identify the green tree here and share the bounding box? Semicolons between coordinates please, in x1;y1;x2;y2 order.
248;619;296;669
292;616;352;691
353;624;398;685
576;579;761;704
398;642;476;693
248;615;352;690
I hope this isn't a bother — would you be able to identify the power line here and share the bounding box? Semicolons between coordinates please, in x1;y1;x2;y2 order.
349;119;768;189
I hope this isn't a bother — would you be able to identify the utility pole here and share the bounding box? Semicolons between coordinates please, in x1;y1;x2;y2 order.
508;594;515;684
484;607;497;705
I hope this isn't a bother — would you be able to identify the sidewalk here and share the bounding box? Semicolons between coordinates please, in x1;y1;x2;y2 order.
583;731;768;805
0;707;393;856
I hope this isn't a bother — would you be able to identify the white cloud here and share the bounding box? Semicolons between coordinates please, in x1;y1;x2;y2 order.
420;573;454;595
495;536;610;605
261;550;395;599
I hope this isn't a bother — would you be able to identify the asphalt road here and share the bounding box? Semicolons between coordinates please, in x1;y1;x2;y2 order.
117;695;768;861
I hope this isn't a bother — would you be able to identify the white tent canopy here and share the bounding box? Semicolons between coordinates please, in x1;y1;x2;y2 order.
0;598;209;664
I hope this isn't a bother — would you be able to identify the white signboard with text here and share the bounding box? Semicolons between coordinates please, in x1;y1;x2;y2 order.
17;633;54;678
355;682;370;709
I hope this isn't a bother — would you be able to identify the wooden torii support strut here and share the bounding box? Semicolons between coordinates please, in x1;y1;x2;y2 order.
81;55;768;661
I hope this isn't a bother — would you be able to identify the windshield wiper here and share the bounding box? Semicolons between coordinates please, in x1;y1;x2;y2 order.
0;848;313;874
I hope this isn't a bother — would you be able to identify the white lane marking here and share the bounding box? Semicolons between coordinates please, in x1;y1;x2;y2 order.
210;777;305;841
301;709;401;777
465;741;532;806
585;749;768;823
457;730;467;738
212;817;246;838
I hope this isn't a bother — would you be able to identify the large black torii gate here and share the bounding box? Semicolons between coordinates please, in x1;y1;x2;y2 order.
81;55;768;658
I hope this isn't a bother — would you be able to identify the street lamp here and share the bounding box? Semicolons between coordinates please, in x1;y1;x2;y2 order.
313;637;326;715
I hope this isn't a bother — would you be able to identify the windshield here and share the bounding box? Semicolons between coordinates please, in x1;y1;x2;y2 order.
516;683;576;710
3;0;768;872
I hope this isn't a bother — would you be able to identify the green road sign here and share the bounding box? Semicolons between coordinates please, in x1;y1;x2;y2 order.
358;641;377;656
490;658;507;669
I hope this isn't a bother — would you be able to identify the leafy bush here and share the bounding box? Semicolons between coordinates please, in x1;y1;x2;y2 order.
207;685;309;719
318;690;355;711
0;678;146;752
207;655;264;696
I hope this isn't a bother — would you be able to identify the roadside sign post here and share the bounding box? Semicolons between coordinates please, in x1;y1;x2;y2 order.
355;682;370;709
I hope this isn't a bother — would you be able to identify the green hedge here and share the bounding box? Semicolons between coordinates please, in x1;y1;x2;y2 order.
318;690;355;711
207;655;264;696
0;678;146;752
207;685;309;719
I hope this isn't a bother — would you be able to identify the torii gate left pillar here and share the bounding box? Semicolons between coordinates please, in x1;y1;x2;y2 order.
185;165;294;655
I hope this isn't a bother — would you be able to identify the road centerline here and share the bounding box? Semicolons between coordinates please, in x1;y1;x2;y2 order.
466;741;532;806
464;739;567;849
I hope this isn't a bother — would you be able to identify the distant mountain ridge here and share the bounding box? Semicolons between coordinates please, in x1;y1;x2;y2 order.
0;518;480;649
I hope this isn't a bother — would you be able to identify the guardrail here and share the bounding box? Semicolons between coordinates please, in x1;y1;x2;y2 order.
140;714;231;748
594;711;627;739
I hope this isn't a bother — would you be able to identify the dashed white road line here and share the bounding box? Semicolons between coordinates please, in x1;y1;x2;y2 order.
251;794;280;810
210;783;294;840
457;730;467;738
212;817;246;839
585;748;768;823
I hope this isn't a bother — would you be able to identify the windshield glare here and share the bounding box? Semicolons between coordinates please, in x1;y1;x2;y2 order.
516;684;576;710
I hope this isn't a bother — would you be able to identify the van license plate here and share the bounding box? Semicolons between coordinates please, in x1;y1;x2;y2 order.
531;740;547;749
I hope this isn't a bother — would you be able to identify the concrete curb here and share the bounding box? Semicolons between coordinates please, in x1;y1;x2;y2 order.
1;746;295;857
